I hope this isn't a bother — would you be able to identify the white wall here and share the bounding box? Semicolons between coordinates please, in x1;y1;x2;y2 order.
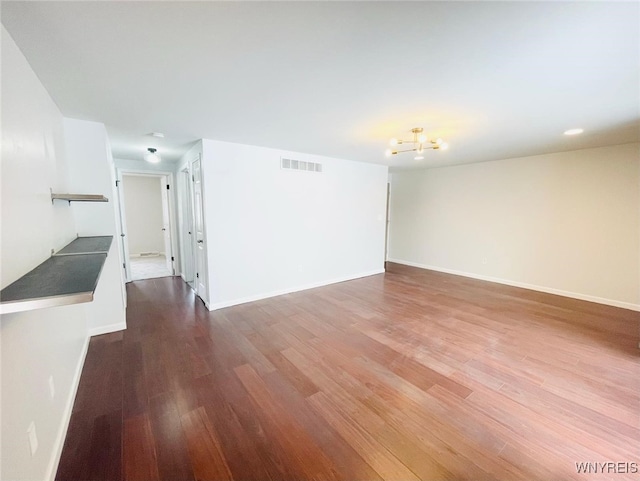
1;27;88;481
121;175;165;255
115;157;177;173
388;143;640;310
201;139;388;309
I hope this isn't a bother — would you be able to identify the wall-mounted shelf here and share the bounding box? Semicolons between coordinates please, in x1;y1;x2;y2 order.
54;236;112;256
0;236;113;315
51;192;109;204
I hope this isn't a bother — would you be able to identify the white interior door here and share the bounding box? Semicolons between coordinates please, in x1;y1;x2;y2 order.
161;176;174;274
181;169;195;284
192;157;207;302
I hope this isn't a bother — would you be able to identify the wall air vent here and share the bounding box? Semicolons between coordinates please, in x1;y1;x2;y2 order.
281;157;322;173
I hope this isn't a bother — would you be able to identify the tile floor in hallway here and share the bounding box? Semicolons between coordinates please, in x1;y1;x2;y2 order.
130;255;172;281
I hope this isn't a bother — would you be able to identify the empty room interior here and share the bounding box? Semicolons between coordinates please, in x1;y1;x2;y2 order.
1;2;639;481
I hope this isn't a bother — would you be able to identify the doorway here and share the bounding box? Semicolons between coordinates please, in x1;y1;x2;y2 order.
118;172;176;281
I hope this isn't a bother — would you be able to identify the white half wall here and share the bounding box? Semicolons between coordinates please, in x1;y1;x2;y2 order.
1;26;89;481
388;143;640;310
201;139;388;309
64;118;127;334
121;175;165;256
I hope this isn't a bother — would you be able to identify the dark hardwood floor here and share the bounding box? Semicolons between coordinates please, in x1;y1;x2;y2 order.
56;263;640;481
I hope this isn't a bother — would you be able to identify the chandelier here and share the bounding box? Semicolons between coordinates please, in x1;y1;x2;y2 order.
385;127;448;160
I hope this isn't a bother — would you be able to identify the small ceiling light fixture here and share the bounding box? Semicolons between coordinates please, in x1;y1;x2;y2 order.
385;127;448;158
150;132;165;138
564;128;584;136
144;147;161;163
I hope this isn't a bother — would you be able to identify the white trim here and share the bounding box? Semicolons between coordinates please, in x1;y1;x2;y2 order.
388;258;640;312
208;269;385;311
117;168;176;177
130;253;163;258
88;321;127;337
45;335;90;481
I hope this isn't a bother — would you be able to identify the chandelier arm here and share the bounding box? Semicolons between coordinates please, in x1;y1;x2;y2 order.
393;148;418;154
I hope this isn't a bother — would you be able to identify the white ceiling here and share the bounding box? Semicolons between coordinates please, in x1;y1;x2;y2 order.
2;1;638;169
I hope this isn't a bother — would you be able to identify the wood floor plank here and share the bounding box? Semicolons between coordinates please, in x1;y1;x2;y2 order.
55;413;92;481
57;265;640;481
148;393;195;481
180;406;233;481
202;400;277;481
260;369;384;481
307;391;421;481
86;410;123;481
123;414;160;481
467;384;640;461
123;341;147;418
234;363;341;481
343;355;525;481
211;364;301;481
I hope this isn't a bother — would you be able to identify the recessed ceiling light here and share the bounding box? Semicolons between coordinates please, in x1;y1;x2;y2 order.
414;156;424;160
150;132;165;138
564;128;584;136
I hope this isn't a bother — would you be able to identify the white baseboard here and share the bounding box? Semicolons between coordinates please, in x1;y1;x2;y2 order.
387;258;640;312
45;334;90;481
208;268;385;311
130;252;165;258
88;321;127;337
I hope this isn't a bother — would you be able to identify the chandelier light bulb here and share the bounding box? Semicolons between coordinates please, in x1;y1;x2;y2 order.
440;142;449;150
384;149;392;157
389;138;398;146
435;138;443;145
418;134;427;143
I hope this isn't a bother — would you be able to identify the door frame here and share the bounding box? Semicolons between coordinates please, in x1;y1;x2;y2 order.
115;173;132;283
115;168;178;281
160;174;174;274
384;182;391;264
